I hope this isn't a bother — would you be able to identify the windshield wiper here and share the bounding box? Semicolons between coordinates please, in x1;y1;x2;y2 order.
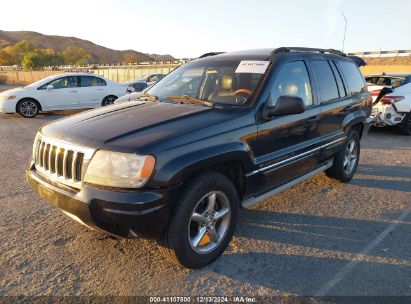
138;92;160;102
167;95;213;107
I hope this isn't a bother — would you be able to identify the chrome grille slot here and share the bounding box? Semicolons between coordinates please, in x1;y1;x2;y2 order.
32;135;95;189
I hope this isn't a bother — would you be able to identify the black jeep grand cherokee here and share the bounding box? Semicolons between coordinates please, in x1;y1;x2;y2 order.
27;47;372;268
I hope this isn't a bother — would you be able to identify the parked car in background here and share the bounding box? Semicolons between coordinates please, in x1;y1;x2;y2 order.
0;73;128;118
115;83;155;103
366;74;411;100
371;86;411;134
123;80;149;94
26;47;371;268
137;73;165;84
123;74;165;93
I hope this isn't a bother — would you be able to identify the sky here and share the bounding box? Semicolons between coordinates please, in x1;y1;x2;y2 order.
1;0;411;58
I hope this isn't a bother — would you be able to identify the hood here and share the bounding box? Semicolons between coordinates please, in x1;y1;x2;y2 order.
0;87;27;96
40;101;242;152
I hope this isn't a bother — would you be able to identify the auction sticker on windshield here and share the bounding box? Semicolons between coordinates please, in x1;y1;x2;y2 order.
235;60;270;74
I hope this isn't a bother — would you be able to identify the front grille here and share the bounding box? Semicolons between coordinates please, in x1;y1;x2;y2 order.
33;135;95;189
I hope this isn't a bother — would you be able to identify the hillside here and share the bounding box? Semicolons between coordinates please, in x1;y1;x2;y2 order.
0;30;175;63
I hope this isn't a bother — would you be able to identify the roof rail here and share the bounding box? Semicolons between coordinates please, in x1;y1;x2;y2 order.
198;52;225;58
272;47;346;57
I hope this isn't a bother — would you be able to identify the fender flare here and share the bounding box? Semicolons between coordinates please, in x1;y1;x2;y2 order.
152;142;254;187
342;110;366;134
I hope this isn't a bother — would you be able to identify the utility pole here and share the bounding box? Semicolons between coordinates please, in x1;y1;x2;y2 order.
342;12;348;53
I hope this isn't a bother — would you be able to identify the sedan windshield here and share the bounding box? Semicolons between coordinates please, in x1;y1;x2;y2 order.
147;59;269;105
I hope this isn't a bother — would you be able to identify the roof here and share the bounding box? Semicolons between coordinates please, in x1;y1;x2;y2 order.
195;47;349;63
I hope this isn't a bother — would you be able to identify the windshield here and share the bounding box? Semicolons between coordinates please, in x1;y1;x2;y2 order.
147;59;269;105
24;75;59;88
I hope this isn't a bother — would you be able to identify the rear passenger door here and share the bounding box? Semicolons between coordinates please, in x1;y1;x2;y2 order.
311;60;367;161
78;76;107;107
311;60;349;138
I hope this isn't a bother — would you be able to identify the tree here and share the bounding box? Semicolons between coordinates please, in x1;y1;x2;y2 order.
22;52;42;70
60;47;93;65
9;40;37;63
0;49;13;66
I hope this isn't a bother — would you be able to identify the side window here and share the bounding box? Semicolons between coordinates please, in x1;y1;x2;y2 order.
270;61;313;107
149;75;160;82
40;76;78;89
330;61;347;98
133;83;147;91
310;60;339;103
337;61;366;96
81;76;106;87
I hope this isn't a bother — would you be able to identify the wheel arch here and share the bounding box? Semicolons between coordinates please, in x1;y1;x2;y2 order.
151;146;254;199
16;97;42;112
342;110;366;138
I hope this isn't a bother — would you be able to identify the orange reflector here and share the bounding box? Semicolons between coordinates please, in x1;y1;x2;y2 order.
199;233;211;245
141;155;155;178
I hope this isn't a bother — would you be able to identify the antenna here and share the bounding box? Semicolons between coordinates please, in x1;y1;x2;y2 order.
341;12;348;53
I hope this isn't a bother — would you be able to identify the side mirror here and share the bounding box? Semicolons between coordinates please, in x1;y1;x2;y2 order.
46;84;53;91
263;95;305;119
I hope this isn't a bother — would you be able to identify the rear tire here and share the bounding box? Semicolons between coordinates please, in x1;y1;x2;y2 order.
158;172;239;269
17;99;40;118
102;95;117;106
399;112;411;135
325;128;360;182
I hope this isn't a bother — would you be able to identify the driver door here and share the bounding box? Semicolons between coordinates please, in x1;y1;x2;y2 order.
254;60;321;194
41;76;80;110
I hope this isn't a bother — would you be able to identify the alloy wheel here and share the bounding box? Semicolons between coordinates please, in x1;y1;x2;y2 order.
19;101;38;117
188;191;231;254
343;139;358;175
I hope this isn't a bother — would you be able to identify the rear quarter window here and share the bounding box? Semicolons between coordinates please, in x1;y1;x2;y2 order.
337;61;366;95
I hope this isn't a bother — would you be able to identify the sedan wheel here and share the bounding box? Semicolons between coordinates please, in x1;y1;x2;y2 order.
18;100;39;118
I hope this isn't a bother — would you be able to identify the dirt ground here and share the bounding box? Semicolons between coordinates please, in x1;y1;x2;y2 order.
0;105;410;300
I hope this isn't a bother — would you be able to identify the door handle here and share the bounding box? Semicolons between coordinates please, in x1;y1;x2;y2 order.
69;90;78;93
343;105;354;111
306;115;320;123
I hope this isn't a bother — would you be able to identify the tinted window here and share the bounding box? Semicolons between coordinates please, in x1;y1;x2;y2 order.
330;61;346;97
133;82;147;91
148;75;161;82
80;76;106;87
311;60;339;102
269;61;313;107
39;76;78;89
337;61;366;95
365;76;376;84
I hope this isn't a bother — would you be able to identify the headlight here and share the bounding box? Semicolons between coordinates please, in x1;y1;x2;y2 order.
84;150;155;188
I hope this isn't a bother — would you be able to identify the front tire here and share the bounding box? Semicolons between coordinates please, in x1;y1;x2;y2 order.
17;99;40;118
158;172;239;268
325;128;360;182
102;95;117;106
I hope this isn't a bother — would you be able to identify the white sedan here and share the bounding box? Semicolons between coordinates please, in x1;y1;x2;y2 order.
370;83;411;135
0;73;128;118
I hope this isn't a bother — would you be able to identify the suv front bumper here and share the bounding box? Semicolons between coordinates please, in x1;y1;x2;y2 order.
26;165;180;239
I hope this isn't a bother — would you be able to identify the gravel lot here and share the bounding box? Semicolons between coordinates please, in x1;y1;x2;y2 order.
0;90;410;299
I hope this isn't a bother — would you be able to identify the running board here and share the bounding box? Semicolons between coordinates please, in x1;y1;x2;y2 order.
241;159;333;209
